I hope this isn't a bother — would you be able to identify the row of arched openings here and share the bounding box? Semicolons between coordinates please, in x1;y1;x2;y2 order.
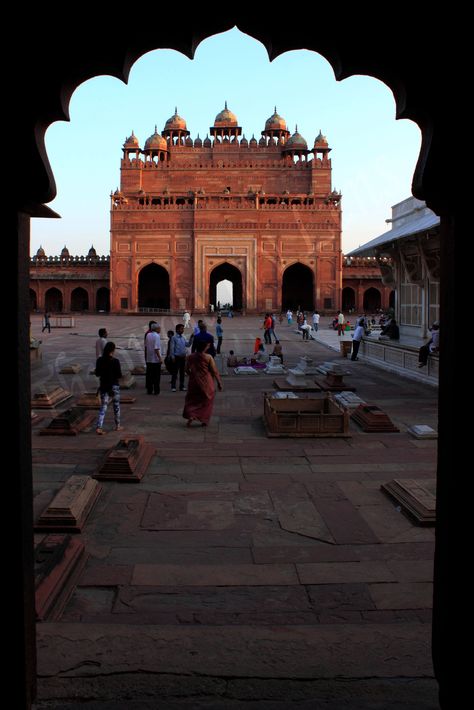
30;287;110;312
342;286;395;312
137;262;317;311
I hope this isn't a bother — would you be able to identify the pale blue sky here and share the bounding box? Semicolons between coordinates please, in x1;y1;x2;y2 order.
31;28;421;257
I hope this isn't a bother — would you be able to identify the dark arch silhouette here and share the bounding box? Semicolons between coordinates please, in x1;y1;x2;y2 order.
29;289;37;311
138;263;170;310
389;289;396;310
44;287;63;313
342;286;356;311
10;16;458;709
70;287;89;311
96;287;110;312
282;263;314;311
363;287;381;312
209;262;243;310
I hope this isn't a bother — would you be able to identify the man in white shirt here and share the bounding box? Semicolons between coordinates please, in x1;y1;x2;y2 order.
145;323;162;394
312;311;320;333
337;310;345;336
95;328;108;358
351;318;365;361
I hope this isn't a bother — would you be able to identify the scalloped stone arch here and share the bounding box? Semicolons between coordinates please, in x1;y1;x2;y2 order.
12;16;457;710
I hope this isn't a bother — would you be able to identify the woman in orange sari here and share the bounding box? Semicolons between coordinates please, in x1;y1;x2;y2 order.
183;340;223;427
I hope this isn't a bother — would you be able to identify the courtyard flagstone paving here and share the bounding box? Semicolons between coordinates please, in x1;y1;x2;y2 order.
31;314;440;709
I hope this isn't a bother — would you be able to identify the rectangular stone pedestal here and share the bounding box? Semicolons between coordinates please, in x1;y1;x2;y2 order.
273;378;321;392
35;534;88;621
94;436;156;482
40;408;96;435
76;391;101;408
32;387;73;409
381;479;436;525
35;475;102;532
59;363;82;374
314;375;356;392
264;393;350;438
351;404;399;432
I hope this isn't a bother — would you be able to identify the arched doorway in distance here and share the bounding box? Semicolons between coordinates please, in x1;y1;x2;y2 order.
282;262;314;311
342;287;355;312
71;287;89;312
138;263;170;310
44;287;63;313
363;287;381;312
209;262;243;311
96;287;110;312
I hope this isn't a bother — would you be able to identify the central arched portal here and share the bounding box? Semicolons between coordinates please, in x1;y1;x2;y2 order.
210;262;243;310
282;263;314;311
138;263;170;310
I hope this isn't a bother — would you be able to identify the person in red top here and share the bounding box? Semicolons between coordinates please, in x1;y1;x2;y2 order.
263;313;273;344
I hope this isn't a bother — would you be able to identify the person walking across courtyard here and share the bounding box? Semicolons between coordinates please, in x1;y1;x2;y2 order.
170;323;192;391
215;317;224;354
95;341;122;434
145;323;162;395
183;340;223;427
42;311;51;333
337;310;345;336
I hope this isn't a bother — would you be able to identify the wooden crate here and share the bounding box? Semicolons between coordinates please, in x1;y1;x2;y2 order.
263;393;350;437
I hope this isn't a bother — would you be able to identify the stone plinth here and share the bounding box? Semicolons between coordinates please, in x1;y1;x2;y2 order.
263;392;350;438
76;391;101;408
273;375;321;391
264;356;286;375
234;366;259;375
340;340;353;358
294;356;320;375
40;408;96;435
94;436;156;482
35;475;102;532
333;391;366;410
119;372;136;389
59;363;82;374
381;479;436;526
407;425;438;439
35;534;88;621
32;387;73;409
315;363;355;392
351;404;399;432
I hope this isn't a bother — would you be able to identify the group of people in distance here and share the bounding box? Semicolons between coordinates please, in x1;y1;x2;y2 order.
94;318;223;434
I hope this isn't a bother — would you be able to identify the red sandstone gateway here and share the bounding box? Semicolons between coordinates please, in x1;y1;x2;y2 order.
111;106;342;315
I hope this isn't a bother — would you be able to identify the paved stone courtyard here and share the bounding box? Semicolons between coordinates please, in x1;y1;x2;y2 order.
30;314;440;709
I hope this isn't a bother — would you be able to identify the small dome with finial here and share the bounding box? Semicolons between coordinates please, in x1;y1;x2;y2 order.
194;134;202;147
144;126;167;152
61;245;70;258
314;130;328;146
164;108;188;132
265;107;287;132
123;131;139;148
214;102;238;127
249;134;257;146
282;126;308;151
36;245;46;258
88;245;97;257
203;135;212;147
